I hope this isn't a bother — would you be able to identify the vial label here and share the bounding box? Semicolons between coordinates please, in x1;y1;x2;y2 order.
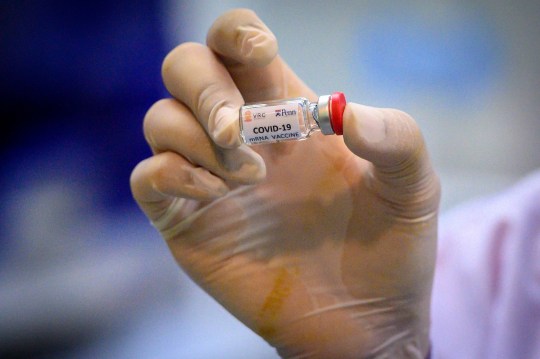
240;102;302;145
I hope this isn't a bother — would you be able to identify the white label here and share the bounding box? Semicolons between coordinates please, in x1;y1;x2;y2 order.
241;103;302;144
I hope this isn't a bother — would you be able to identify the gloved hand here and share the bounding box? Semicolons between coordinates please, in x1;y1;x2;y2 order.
131;9;440;359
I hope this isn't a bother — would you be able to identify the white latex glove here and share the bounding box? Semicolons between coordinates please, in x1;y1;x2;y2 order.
131;9;440;359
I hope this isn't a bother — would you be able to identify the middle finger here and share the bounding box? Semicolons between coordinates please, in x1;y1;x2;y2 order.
162;42;244;149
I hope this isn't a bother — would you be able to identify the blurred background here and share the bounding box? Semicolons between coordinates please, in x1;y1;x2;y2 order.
1;0;539;358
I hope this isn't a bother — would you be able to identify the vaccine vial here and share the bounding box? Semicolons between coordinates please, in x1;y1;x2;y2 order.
239;92;346;145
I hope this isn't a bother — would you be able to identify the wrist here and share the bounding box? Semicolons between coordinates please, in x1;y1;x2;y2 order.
364;294;431;358
271;294;431;358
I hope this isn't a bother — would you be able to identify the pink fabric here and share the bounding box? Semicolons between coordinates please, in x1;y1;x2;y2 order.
431;171;540;359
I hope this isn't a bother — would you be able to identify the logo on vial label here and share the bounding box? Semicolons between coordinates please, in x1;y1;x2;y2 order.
246;111;266;121
274;108;297;117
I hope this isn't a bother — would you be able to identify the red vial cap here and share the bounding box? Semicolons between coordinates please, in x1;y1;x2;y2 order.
330;92;346;135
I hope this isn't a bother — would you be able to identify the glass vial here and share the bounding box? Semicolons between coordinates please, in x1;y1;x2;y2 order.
239;92;346;145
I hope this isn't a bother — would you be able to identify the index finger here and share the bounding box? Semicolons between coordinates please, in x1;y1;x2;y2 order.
161;10;282;149
206;8;278;68
206;9;312;102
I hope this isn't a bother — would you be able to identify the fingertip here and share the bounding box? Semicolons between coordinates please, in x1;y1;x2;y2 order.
236;24;278;66
344;103;387;143
211;106;243;148
221;145;267;184
343;102;423;168
342;103;386;158
207;8;278;66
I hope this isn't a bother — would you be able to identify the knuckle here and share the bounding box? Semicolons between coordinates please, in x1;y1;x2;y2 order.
221;8;257;21
152;154;169;183
196;82;224;120
150;153;175;194
237;8;257;16
162;42;206;75
129;160;145;195
234;8;258;19
143;98;175;148
173;42;206;57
